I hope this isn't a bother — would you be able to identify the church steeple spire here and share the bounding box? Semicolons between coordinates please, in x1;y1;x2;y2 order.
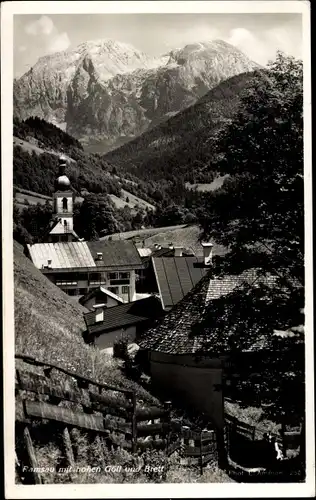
47;155;76;242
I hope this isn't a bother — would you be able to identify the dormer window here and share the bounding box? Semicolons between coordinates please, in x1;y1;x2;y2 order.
62;197;68;211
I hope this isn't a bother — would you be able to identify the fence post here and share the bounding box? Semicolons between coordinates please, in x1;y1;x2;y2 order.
62;427;75;466
216;426;228;470
95;434;106;469
163;401;172;455
199;429;203;476
23;426;43;484
280;420;287;457
131;392;137;454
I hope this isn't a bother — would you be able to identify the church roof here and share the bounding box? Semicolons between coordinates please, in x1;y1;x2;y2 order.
48;220;79;238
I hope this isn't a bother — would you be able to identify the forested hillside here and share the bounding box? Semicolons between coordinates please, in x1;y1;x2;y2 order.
103;72;262;183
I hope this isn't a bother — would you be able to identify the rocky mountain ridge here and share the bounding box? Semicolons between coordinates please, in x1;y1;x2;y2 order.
14;38;259;152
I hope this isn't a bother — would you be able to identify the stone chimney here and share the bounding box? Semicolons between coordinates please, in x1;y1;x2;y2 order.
94;304;104;323
174;246;183;257
201;242;213;266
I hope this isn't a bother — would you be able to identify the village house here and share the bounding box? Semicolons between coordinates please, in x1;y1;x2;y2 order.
135;242;215;309
138;249;299;430
26;157;144;301
79;285;125;310
83;295;165;349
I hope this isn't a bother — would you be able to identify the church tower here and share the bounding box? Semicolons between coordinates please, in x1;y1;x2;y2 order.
47;155;78;242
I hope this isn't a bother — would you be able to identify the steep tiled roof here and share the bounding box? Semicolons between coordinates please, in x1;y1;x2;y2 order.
84;296;164;336
152;256;207;310
139;268;295;355
86;240;142;268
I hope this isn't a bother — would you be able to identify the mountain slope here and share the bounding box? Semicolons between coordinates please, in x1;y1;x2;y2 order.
103;71;260;182
14;38;259;152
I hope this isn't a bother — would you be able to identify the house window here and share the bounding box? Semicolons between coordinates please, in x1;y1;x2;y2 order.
108;272;118;280
108;271;130;286
122;286;130;295
89;272;101;284
119;272;130;279
108;286;119;295
108;272;130;281
62;197;68;211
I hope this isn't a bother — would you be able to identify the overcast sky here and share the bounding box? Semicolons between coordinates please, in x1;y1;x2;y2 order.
14;13;302;78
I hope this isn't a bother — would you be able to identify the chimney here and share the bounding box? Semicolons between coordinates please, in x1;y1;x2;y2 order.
174;246;183;257
94;304;104;323
201;242;213;266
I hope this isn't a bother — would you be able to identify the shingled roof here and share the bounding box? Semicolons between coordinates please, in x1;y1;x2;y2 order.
139;268;295;355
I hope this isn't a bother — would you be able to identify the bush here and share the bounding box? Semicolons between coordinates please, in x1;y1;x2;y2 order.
113;339;128;360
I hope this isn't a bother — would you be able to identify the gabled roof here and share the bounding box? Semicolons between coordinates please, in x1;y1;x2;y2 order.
41;216;79;242
84;296;164;336
48;220;79;239
79;285;125;306
152;256;207;310
86;240;143;268
139;268;297;355
27;242;96;269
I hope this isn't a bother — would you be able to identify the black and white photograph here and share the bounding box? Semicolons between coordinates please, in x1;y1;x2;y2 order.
1;1;314;498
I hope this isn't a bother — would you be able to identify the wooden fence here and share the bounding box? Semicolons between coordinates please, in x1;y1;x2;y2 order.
15;354;218;483
224;412;301;446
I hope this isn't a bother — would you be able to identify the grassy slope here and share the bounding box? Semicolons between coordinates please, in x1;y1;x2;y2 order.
13;136;75;163
14;241;231;483
103;224;226;257
14;240;159;397
13;135;155;212
101;224;227;257
185;175;229;192
144;224;227;257
100;224;188;241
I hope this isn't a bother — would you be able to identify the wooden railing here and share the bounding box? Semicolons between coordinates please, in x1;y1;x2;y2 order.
224;412;302;453
15;354;218;483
